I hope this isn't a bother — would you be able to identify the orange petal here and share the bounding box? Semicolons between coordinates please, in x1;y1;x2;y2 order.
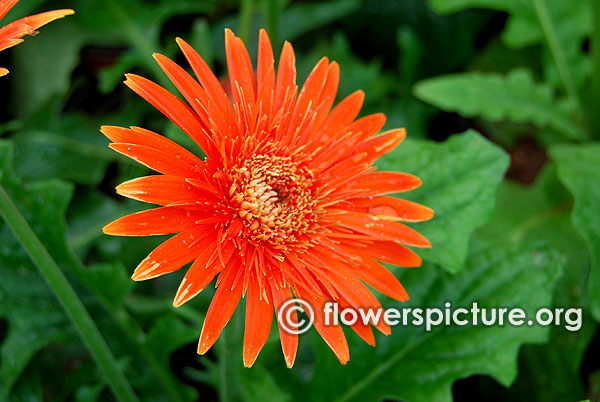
309;251;391;335
311;114;390;169
197;262;244;355
0;67;7;77
348;113;386;141
275;41;297;111
350;196;434;222
152;53;213;127
302;61;341;145
109;143;203;178
319;90;364;140
348;249;410;301
103;207;201;236
0;9;74;51
0;22;30;51
295;288;350;364
271;284;298;368
116;175;217;206
11;9;74;30
361;241;422;267
173;240;236;307
124;74;214;155
101;126;205;168
337;298;376;346
257;29;275;94
0;0;18;21
334;211;431;248
243;277;273;367
347;171;422;196
131;228;210;281
176;37;232;116
0;9;73;43
285;57;329;145
317;62;340;115
225;28;256;106
353;128;406;165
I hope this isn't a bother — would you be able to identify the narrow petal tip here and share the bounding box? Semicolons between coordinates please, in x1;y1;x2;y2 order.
131;267;155;282
102;222;114;235
59;9;75;17
423;206;435;221
197;341;210;355
56;9;75;17
175;36;186;48
131;272;145;282
243;354;257;368
30;9;75;27
284;355;295;369
0;67;8;77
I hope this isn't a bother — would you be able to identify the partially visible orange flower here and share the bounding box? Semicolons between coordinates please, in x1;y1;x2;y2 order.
103;29;433;367
0;0;73;77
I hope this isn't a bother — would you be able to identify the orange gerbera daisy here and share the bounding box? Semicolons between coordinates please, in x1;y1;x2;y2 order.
0;0;73;77
103;29;433;367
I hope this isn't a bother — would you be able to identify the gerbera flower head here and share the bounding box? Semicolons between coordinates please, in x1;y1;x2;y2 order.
103;29;433;368
0;0;73;77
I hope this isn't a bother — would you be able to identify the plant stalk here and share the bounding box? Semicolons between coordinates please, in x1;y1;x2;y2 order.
239;0;254;43
0;184;139;402
532;0;584;126
266;0;280;48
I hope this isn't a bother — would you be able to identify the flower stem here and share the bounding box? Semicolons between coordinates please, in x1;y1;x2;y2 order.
239;0;254;43
0;184;139;402
68;255;188;402
266;0;280;48
532;0;584;126
218;326;230;402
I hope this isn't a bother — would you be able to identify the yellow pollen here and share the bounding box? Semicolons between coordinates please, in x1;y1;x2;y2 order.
228;154;316;246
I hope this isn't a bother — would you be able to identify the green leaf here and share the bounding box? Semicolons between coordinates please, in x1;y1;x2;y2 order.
476;164;591;320
188;18;214;68
502;0;590;52
239;365;293;402
8;97;146;186
78;0;216;92
12;118;116;186
379;130;509;273
285;242;563;402
0;141;77;395
427;0;590;100
80;263;134;310
475;165;596;400
67;189;128;255
414;69;584;140
427;0;523;15
191;310;291;402
279;0;360;42
145;315;199;365
7;370;43;402
9;20;89;117
208;0;360;64
550;143;600;321
427;0;590;51
298;33;396;108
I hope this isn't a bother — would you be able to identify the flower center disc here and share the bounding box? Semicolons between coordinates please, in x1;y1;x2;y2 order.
229;154;316;246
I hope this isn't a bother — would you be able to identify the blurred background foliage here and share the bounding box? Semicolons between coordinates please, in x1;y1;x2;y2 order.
0;0;599;401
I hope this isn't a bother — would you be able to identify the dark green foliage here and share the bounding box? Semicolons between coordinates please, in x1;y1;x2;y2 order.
0;0;597;401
